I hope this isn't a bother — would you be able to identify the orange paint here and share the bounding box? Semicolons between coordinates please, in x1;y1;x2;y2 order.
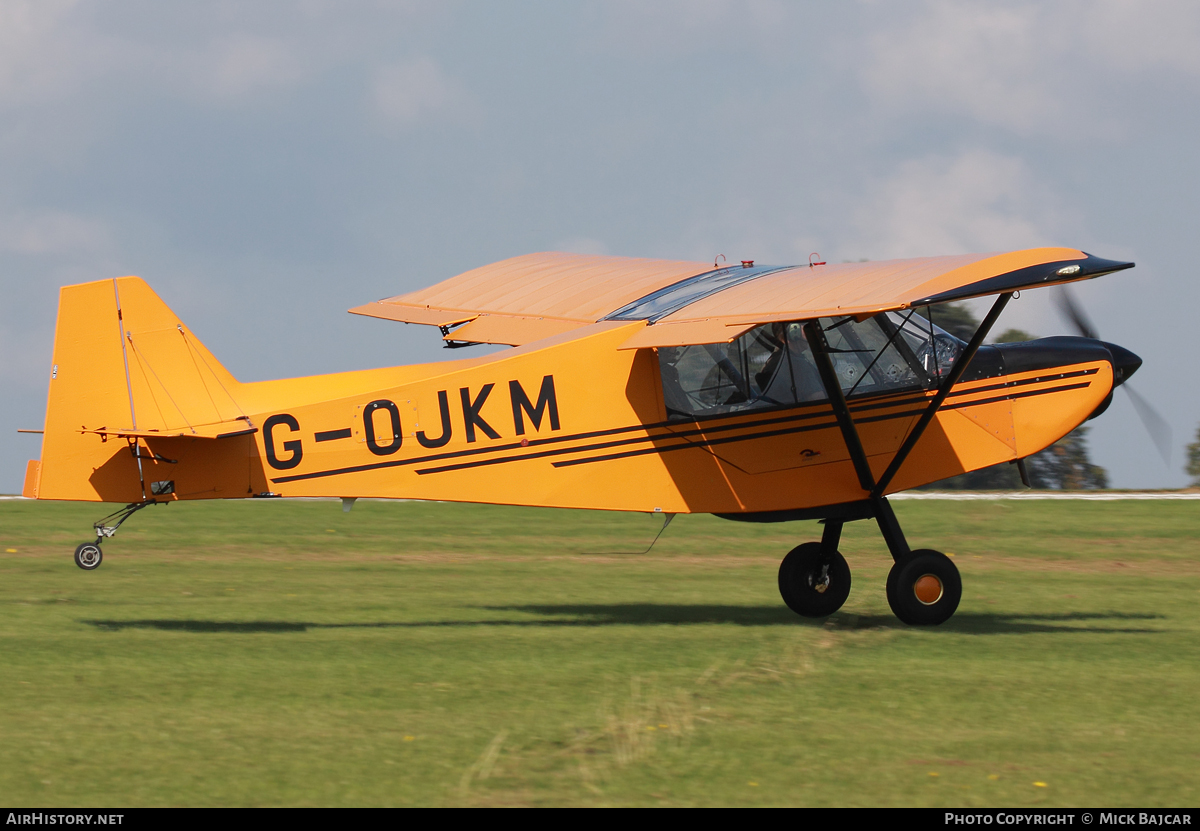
29;250;1125;516
914;575;944;605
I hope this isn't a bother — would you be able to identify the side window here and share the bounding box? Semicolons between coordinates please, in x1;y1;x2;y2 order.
658;343;745;415
882;312;965;381
822;315;925;396
657;323;827;419
657;311;961;419
771;323;829;404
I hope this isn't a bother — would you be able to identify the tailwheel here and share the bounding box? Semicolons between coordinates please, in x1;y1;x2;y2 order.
74;542;103;571
778;542;851;618
886;549;961;625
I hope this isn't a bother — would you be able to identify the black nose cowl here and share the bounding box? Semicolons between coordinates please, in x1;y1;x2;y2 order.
974;336;1143;423
1103;342;1141;387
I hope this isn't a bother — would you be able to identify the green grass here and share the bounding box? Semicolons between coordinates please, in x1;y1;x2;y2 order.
1;497;1198;806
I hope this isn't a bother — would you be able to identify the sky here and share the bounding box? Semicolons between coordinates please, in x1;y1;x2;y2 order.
3;0;1199;492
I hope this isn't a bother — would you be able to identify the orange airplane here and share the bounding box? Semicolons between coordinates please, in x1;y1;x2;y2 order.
20;248;1141;625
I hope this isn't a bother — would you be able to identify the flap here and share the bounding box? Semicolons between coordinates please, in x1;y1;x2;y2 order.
443;314;588;346
348;252;713;327
348;303;478;327
617;320;758;350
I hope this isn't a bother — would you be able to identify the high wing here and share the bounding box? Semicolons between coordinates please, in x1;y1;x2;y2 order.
348;252;713;345
349;248;1133;348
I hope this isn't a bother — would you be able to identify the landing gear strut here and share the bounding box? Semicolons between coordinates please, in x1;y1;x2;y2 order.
773;507;963;626
73;499;159;571
772;296;1015;625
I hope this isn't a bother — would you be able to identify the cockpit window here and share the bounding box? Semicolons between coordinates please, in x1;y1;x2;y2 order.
605;265;789;322
885;310;966;382
657;311;964;419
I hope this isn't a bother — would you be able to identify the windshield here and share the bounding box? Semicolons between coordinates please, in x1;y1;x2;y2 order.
657;311;964;419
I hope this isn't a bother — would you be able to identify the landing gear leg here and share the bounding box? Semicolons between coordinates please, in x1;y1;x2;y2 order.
876;496;911;606
804;303;1012;628
74;500;159;571
875;497;961;625
778;520;851;618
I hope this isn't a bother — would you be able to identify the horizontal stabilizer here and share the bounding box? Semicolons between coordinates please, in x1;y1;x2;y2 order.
81;419;257;440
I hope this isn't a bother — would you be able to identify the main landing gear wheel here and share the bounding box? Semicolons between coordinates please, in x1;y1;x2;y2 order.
886;549;961;625
778;542;851;618
74;542;103;571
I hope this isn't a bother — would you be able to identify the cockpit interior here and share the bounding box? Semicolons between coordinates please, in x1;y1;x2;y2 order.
658;312;965;419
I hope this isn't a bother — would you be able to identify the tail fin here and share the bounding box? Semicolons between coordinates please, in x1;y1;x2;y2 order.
36;277;252;502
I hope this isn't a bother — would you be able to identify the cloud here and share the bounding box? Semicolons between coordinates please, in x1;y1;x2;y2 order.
0;210;112;256
0;1;451;111
595;0;793;56
371;57;473;129
0;0;105;107
196;34;307;99
859;3;1059;134
851;150;1073;259
0;209;118;389
1078;0;1200;76
0;5;309;109
857;0;1200;135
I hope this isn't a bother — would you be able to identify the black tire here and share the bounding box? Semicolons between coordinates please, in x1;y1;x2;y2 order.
886;549;961;625
74;542;102;571
884;550;916;608
778;542;851;618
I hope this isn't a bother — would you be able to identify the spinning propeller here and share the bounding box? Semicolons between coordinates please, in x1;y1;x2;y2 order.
1054;286;1173;464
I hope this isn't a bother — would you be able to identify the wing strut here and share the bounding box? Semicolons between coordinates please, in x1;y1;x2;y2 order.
870;292;1012;498
803;321;876;492
803;320;910;558
802;294;1011;561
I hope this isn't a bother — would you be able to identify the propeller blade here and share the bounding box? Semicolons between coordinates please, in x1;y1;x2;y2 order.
1054;285;1100;340
1123;383;1173;465
1054;287;1168;465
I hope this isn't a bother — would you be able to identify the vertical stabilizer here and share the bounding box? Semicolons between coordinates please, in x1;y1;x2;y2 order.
36;277;248;502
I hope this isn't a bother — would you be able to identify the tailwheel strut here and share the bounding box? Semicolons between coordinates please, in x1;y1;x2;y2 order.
74;499;160;571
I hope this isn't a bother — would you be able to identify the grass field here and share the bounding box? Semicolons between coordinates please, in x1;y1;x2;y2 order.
1;496;1198;807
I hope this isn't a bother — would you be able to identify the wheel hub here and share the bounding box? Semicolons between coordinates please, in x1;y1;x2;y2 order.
913;574;943;605
808;563;830;594
778;542;851;618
